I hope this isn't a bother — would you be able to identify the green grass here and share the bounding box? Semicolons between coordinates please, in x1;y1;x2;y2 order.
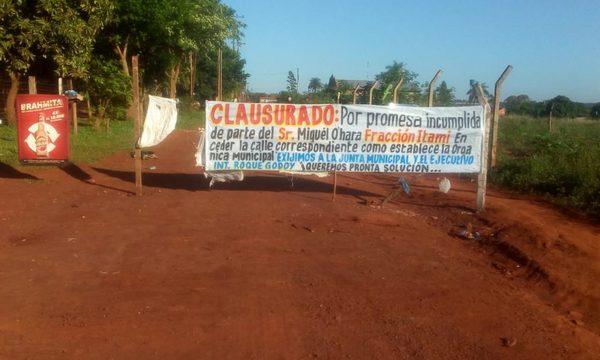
177;106;205;130
71;120;135;163
0;125;19;165
492;115;600;216
0;107;205;167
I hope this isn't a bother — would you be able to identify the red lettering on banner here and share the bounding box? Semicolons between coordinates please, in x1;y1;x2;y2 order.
210;103;224;124
285;105;296;125
312;106;323;126
298;106;309;125
236;104;248;125
211;102;339;127
274;105;284;125
262;104;273;125
323;105;335;126
249;104;260;125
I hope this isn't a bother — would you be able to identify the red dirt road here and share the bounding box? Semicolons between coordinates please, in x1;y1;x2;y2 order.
1;130;599;359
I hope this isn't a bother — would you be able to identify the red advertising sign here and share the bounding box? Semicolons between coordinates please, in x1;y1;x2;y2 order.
16;94;70;163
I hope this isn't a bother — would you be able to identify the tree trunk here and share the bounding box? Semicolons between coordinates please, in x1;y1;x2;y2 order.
114;40;129;76
114;40;137;121
86;95;94;125
169;61;180;99
189;51;196;98
5;71;20;125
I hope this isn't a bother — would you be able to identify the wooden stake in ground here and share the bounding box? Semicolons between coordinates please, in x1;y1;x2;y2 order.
67;79;78;136
475;83;492;211
132;56;143;196
332;172;337;202
28;76;37;94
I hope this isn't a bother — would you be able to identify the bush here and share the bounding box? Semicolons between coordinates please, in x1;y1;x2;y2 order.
492;116;600;215
86;57;131;126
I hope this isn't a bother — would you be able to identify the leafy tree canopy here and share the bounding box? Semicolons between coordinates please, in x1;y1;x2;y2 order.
375;61;420;104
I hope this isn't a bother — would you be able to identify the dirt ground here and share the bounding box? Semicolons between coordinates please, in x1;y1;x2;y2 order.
1;129;599;359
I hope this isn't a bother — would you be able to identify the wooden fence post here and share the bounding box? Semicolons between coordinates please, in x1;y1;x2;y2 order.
132;56;143;196
475;83;492;211
28;76;37;94
67;78;78;136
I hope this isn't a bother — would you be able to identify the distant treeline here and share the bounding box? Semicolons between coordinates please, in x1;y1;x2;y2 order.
504;95;600;119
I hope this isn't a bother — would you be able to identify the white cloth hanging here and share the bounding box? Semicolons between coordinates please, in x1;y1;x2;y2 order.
138;95;178;148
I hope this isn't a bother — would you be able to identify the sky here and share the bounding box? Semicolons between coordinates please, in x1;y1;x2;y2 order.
221;0;600;103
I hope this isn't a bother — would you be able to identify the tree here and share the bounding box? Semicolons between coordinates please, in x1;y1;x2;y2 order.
308;77;322;93
287;70;297;93
546;95;577;118
336;80;353;104
375;61;420;105
40;0;114;79
86;56;131;128
504;94;532;114
194;45;248;101
466;80;490;103
327;75;337;90
1;1;112;124
99;0;244;109
0;2;40;124
434;81;455;106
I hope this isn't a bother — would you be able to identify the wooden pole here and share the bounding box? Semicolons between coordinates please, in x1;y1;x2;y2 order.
490;65;512;169
132;56;143;196
332;172;337;202
392;78;404;104
28;76;37;94
369;81;379;105
189;51;195;98
58;78;63;94
217;48;223;101
475;83;492;211
427;70;443;107
67;79;78;136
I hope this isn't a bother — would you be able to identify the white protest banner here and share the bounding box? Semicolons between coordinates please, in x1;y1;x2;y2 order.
205;101;484;173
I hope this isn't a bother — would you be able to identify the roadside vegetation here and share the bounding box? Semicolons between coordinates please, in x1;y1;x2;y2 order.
492;115;600;216
0;105;204;166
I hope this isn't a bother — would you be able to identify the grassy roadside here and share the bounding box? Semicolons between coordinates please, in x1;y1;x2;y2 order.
491;115;600;216
0;107;205;168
